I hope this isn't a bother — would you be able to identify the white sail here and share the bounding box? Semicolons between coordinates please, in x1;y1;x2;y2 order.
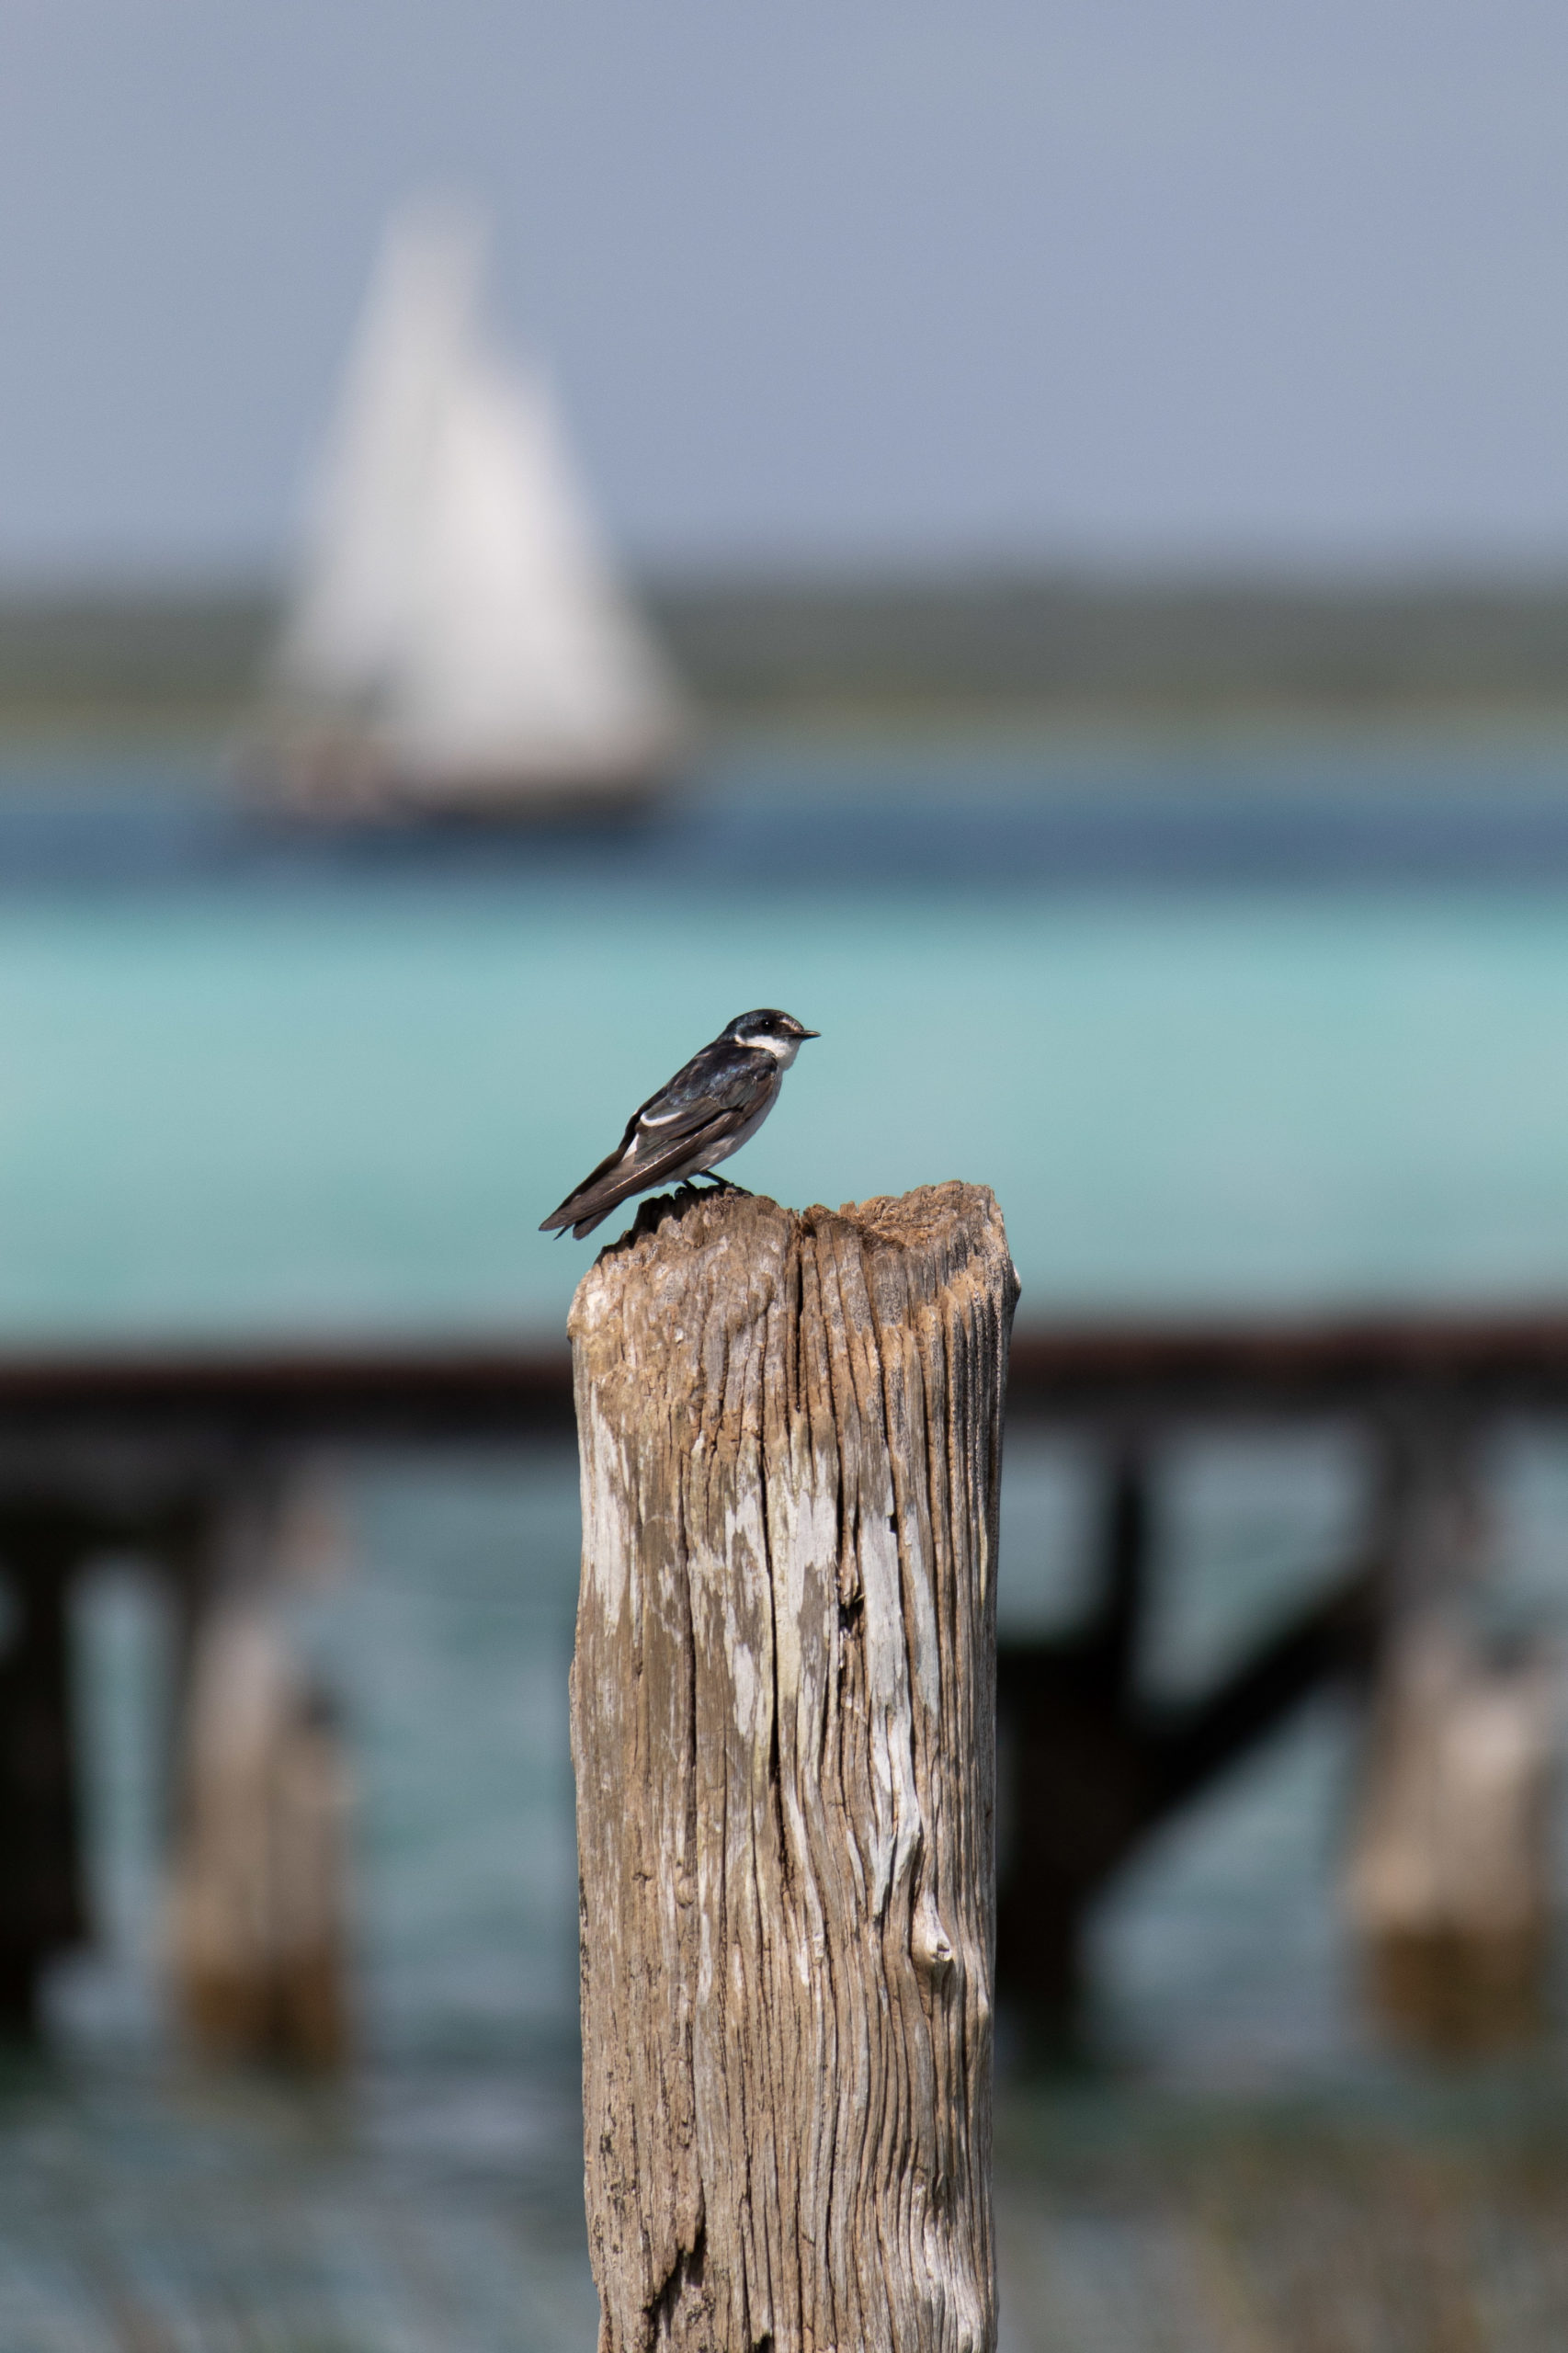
269;201;687;812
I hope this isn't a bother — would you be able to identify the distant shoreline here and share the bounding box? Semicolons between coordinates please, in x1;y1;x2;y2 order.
5;570;1568;737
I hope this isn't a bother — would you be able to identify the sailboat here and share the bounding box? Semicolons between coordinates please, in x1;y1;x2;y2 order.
262;201;690;816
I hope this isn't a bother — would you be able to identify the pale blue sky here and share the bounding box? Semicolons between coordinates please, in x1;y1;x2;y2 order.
2;0;1566;581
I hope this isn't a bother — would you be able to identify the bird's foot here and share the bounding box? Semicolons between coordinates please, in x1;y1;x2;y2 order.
697;1172;750;1197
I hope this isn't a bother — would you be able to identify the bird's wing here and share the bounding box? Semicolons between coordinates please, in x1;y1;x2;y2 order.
539;1046;773;1236
631;1040;761;1136
549;1095;767;1238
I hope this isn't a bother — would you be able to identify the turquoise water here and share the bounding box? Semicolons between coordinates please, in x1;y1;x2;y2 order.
12;730;1568;2349
6;732;1568;1337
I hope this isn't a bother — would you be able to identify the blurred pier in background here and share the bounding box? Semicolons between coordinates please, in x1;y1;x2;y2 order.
2;1304;1566;2060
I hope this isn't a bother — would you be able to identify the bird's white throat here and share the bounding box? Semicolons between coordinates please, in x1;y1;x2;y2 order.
742;1032;801;1065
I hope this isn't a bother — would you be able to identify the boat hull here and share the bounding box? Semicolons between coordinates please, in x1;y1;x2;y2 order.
243;722;687;824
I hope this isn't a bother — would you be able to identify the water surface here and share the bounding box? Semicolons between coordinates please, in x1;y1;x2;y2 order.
10;728;1568;2350
6;729;1568;1337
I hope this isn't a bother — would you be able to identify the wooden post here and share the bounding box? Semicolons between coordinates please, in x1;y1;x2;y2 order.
165;1477;351;2067
570;1183;1017;2353
1346;1615;1558;2050
1344;1420;1561;2051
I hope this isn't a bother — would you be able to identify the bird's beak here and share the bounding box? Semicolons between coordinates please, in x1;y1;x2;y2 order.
799;1028;821;1040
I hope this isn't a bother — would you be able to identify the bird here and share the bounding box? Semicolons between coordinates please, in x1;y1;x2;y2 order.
540;1009;820;1240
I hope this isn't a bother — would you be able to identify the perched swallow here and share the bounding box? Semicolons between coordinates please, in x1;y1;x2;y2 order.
540;1008;820;1240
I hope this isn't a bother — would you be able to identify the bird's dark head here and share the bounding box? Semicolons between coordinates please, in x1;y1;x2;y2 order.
724;1008;820;1063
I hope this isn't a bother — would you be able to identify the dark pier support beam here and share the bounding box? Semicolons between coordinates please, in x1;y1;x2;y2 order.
996;1442;1379;2036
995;1448;1156;2025
1081;1449;1150;1694
0;1512;88;2034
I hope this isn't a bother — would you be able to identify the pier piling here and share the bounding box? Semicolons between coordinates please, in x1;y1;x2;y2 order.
166;1476;351;2067
568;1184;1017;2353
1346;1422;1560;2051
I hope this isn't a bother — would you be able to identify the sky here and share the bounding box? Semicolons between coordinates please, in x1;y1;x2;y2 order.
2;0;1567;583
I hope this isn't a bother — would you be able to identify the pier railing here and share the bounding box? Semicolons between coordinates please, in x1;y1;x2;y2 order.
10;1304;1568;1447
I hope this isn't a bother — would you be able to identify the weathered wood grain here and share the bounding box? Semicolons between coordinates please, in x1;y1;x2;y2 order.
570;1182;1017;2353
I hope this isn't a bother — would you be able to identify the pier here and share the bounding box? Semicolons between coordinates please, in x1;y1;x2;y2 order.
3;1303;1566;2050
